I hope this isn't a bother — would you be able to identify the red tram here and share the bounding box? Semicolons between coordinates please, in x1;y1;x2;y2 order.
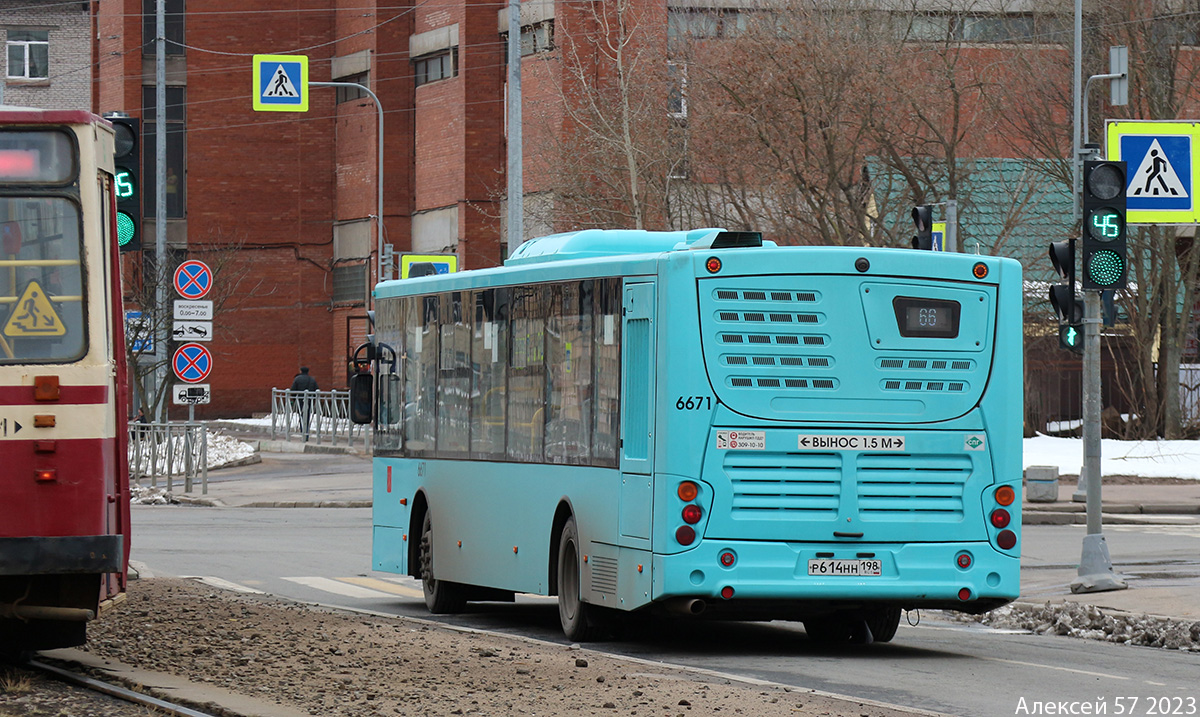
0;108;130;653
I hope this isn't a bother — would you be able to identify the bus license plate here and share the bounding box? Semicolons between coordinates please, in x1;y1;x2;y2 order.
807;559;882;576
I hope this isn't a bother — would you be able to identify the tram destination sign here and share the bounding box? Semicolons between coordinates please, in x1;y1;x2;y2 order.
797;434;907;451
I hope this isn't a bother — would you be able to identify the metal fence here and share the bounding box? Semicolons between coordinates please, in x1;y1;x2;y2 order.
127;421;208;494
270;388;365;447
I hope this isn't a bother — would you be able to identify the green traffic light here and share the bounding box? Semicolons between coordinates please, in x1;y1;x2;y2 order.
1087;250;1125;287
116;211;136;246
1064;325;1079;346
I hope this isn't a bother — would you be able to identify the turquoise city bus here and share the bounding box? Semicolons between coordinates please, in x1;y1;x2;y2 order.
357;228;1023;643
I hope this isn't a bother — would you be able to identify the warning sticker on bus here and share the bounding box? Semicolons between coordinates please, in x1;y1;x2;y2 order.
715;430;765;450
797;435;906;451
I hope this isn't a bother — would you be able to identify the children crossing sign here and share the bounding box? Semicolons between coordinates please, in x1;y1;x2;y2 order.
1107;120;1199;224
253;55;309;112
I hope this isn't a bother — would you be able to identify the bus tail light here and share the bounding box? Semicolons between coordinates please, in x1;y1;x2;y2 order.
997;530;1017;550
677;481;699;501
35;468;56;482
990;509;1011;528
994;485;1015;506
720;586;734;599
958;587;972;601
682;504;703;524
675;526;695;545
956;552;972;569
719;550;736;567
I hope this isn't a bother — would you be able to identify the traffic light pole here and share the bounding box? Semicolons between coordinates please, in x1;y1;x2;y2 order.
1070;290;1127;593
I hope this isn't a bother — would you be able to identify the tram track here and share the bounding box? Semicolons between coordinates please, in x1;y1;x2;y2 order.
24;658;221;717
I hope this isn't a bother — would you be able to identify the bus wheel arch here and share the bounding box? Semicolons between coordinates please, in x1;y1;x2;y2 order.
408;491;429;580
548;501;574;597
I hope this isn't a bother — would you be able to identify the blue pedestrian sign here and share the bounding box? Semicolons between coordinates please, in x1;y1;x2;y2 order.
253;54;309;112
172;343;212;383
1107;120;1199;224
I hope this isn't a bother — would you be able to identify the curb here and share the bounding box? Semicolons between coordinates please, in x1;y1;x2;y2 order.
1022;510;1200;526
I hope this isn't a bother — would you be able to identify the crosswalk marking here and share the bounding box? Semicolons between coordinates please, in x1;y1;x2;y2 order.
339;576;425;599
182;576;266;594
283;576;400;599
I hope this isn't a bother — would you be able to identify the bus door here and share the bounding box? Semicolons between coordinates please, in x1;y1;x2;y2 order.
619;282;655;541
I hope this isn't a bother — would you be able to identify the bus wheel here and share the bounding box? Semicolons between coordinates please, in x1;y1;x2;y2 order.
864;607;902;643
557;516;609;641
420;511;467;614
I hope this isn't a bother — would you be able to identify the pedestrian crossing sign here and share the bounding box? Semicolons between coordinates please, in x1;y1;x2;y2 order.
1107;120;1199;224
253;54;309;112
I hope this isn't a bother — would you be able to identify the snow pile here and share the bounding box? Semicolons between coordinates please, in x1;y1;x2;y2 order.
971;603;1200;651
1024;435;1200;481
130;483;178;505
129;428;256;482
205;430;256;468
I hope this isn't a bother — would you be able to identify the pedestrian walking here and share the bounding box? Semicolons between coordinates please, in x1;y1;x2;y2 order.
290;367;319;440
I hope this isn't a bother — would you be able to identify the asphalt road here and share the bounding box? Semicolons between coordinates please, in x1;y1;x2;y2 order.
128;506;1200;716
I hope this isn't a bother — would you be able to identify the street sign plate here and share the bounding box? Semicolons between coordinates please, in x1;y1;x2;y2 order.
1106;120;1199;224
173;260;213;300
174;300;213;321
125;310;154;353
172;320;212;342
172;343;212;383
252;54;309;112
173;383;211;405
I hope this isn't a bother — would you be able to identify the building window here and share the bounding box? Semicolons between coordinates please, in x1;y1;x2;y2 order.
414;49;456;87
668;62;687;119
332;264;368;304
503;21;555;58
142;86;187;218
6;30;48;80
336;72;369;103
142;0;186;55
667;10;745;41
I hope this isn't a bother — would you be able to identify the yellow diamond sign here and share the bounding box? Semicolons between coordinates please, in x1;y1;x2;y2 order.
3;280;66;337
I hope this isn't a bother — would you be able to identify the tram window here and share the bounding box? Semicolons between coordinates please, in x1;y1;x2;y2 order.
0;196;86;364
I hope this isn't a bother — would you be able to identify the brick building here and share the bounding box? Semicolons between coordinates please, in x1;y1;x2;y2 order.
2;0;92;109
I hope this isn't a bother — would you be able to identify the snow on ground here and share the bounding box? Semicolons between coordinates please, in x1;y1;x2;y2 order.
957;602;1200;652
1024;435;1200;480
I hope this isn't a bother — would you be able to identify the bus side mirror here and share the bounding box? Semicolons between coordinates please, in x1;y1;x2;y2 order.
350;373;373;425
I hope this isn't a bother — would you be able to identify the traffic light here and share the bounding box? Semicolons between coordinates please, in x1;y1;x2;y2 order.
1059;323;1084;354
1048;237;1083;354
910;205;933;250
1081;160;1127;290
108;114;140;252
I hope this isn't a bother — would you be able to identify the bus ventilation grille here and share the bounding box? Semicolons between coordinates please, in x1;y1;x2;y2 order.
881;380;968;393
590;555;619;595
877;358;974;371
855;453;971;520
725;452;842;516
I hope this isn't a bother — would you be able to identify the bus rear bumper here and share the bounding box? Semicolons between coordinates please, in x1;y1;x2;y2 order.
652;539;1018;615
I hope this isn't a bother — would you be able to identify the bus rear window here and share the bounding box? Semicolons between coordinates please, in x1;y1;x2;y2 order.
0;131;76;184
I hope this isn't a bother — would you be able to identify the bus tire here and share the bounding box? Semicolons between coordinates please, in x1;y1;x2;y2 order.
556;516;609;642
864;607;902;643
420;511;467;614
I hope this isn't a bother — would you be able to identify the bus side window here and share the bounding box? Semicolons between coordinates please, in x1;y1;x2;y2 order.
592;278;621;466
546;280;593;464
508;285;547;462
470;288;508;459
